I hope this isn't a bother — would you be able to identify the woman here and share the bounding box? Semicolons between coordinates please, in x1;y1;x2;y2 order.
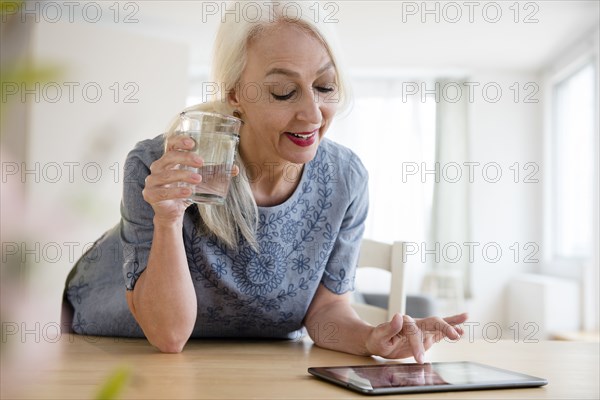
65;2;467;359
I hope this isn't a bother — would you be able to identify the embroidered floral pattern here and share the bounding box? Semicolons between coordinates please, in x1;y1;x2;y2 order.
291;254;311;274
67;276;89;305
281;219;302;242
125;262;142;289
232;241;287;296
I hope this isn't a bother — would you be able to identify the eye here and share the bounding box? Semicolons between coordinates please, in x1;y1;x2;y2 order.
315;86;334;93
271;90;296;101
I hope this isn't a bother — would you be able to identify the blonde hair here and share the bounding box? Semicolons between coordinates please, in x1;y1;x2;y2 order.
165;1;352;249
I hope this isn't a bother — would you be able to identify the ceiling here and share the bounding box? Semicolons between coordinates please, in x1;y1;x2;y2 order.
114;1;599;74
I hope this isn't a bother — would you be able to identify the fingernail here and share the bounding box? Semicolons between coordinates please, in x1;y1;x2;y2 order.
193;156;203;164
417;352;424;364
184;138;194;146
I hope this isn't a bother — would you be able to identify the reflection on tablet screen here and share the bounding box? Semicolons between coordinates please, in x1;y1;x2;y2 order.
327;363;533;389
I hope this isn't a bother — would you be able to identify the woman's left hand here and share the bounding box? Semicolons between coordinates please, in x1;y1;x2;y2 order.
365;313;468;362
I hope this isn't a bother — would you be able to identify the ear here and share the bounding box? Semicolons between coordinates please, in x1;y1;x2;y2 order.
227;89;241;110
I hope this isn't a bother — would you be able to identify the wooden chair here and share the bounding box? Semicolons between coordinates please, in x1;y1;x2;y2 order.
351;239;407;326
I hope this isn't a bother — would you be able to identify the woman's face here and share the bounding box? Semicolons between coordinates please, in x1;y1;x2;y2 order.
231;23;339;166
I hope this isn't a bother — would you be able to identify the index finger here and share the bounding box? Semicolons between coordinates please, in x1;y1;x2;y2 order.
401;315;425;364
166;134;196;152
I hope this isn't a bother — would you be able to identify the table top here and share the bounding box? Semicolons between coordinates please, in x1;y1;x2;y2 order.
5;335;599;399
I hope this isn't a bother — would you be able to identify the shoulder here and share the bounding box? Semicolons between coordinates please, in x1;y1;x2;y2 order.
125;134;165;168
119;134;165;189
316;138;368;187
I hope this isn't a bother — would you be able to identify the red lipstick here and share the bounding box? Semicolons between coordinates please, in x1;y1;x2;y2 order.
284;129;318;147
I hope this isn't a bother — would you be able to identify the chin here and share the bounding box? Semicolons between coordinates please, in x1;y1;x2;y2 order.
287;153;317;165
285;142;321;164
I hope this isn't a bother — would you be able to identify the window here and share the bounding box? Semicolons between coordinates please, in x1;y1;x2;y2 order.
551;62;596;260
328;77;437;243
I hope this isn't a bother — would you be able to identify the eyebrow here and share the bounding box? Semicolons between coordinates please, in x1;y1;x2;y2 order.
265;62;334;78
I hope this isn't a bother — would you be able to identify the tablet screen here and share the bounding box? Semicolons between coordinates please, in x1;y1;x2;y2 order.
308;362;547;394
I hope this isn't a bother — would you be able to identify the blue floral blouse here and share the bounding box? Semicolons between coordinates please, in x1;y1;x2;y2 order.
65;135;369;339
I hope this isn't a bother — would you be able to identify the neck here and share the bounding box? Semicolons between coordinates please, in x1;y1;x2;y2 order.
239;138;304;207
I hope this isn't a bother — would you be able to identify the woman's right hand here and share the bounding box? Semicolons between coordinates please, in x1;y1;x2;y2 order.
142;135;203;224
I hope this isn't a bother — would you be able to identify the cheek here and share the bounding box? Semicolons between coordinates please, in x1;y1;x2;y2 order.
323;98;338;115
321;104;338;128
245;104;289;133
242;84;262;104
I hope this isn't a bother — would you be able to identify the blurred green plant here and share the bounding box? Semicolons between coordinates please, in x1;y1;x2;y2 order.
0;0;22;16
0;0;62;130
94;365;133;400
0;62;61;115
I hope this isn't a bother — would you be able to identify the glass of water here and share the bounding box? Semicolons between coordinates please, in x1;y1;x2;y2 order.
176;111;242;205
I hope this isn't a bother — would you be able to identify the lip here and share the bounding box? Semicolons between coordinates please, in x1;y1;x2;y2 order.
284;129;319;147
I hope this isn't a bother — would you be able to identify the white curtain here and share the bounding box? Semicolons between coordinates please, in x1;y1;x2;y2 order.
429;79;471;297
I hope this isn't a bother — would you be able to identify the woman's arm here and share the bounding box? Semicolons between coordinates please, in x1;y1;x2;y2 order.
303;286;371;355
125;135;203;353
304;284;468;361
126;219;197;353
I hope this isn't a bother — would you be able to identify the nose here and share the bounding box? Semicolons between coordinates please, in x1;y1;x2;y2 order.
295;88;322;125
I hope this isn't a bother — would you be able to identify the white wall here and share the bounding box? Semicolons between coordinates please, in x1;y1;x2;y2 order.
466;72;543;335
23;20;189;324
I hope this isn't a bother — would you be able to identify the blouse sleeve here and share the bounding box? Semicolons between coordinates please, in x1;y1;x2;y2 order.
320;155;369;294
120;139;160;291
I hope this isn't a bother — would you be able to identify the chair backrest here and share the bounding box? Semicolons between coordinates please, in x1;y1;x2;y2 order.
351;239;407;326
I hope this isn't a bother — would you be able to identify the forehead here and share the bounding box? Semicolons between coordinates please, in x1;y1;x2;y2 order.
246;24;332;76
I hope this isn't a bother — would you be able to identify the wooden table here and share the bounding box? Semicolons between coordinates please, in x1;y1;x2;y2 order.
5;335;599;399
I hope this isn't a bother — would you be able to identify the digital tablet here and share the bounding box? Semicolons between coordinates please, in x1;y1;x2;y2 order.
308;361;548;395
